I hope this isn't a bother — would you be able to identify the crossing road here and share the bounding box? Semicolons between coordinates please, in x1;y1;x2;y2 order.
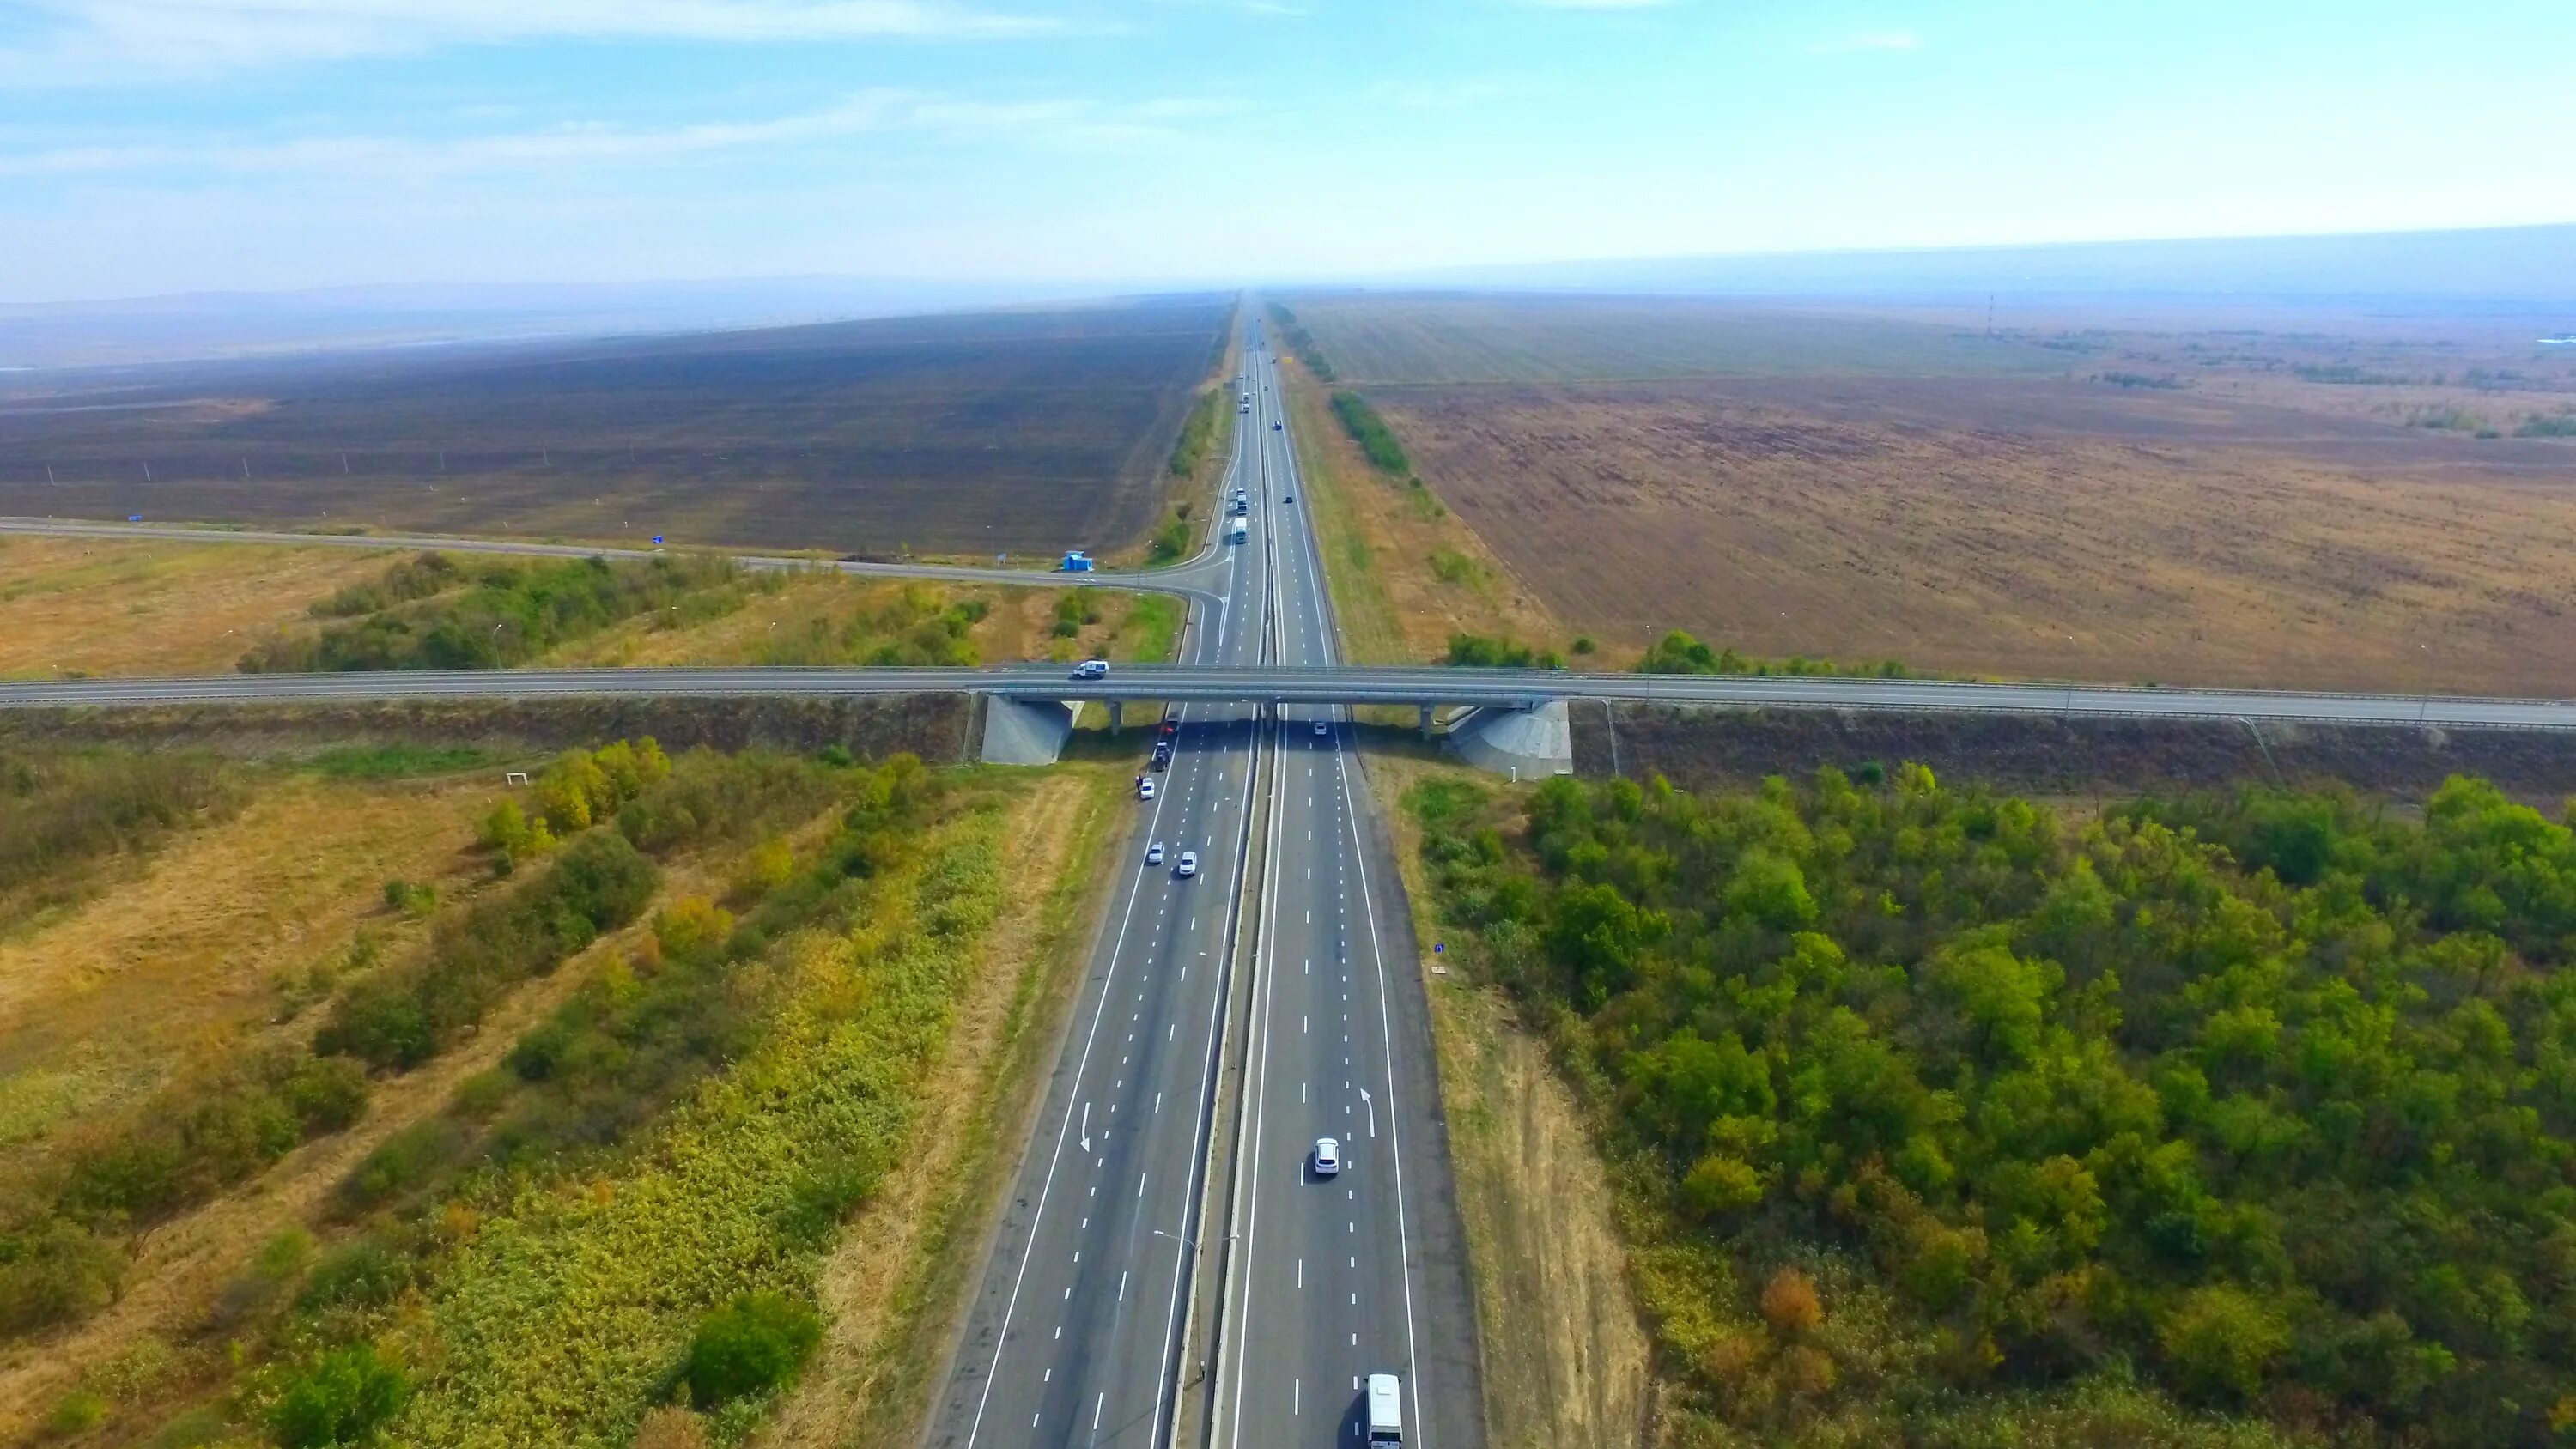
5;664;2573;733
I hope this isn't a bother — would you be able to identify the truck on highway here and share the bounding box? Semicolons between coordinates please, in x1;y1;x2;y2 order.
1366;1374;1402;1445
1226;516;1249;544
1059;550;1094;573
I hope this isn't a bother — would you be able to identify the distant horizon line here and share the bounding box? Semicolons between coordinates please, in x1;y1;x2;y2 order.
7;217;2571;313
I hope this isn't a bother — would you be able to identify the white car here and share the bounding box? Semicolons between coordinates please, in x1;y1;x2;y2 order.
1145;842;1164;866
1314;719;1329;737
1176;851;1198;878
1137;778;1156;800
1072;658;1109;680
1313;1137;1340;1177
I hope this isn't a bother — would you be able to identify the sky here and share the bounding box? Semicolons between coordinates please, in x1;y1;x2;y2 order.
3;0;2573;304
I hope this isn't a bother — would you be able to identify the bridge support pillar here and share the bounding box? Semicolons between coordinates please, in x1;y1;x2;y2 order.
1445;698;1575;779
1419;703;1435;740
979;695;1078;767
1109;699;1123;735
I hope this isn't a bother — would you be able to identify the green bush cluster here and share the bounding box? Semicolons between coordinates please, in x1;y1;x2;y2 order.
2518;412;2576;438
308;550;465;618
1052;591;1103;639
269;1343;409;1447
685;1293;823;1406
241;553;764;673
317;831;659;1070
56;1052;368;1224
2;1052;364;1332
347;753;923;1212
0;748;243;920
1636;628;1910;679
1413;768;2576;1444
1328;391;1409;474
612;746;853;857
753;581;987;667
1444;634;1563;670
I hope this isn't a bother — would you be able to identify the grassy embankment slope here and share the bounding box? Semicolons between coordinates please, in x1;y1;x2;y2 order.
0;743;1128;1449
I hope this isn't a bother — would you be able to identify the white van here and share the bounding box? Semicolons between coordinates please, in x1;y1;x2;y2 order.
1366;1373;1401;1445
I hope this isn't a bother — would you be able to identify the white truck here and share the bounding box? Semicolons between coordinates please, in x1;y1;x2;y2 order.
1366;1374;1402;1445
1226;516;1249;544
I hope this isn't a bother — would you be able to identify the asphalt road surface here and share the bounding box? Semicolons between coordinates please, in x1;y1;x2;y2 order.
6;662;2574;732
1200;329;1482;1449
922;335;1267;1449
0;515;1230;605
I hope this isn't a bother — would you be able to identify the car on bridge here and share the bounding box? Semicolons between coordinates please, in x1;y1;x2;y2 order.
1072;658;1109;680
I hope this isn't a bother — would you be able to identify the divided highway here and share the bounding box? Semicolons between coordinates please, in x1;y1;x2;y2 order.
1203;330;1482;1448
920;337;1268;1449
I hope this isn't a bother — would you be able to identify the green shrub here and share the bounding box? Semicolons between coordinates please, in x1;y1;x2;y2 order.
44;1390;107;1435
269;1344;409;1447
0;1217;123;1331
1635;628;1909;679
246;553;761;673
1329;391;1409;473
380;878;436;917
297;1238;415;1312
318;830;658;1071
54;1050;367;1226
0;749;244;917
685;1293;822;1406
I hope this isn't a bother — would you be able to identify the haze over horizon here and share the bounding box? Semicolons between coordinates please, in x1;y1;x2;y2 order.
5;0;2574;306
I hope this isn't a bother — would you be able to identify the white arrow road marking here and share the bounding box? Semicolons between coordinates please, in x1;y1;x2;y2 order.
1361;1088;1376;1138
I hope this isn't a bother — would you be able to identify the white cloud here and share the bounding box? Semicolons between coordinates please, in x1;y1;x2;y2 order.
0;0;1057;82
1807;30;1921;54
0;89;1239;177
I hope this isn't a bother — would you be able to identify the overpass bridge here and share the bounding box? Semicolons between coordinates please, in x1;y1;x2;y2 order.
6;663;2574;773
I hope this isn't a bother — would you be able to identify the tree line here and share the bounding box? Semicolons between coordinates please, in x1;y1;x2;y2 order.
1413;767;2576;1446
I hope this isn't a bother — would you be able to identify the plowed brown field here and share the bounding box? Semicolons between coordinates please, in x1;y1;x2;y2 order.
1377;375;2576;692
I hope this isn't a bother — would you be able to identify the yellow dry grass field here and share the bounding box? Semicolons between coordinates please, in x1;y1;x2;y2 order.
1368;755;1651;1449
0;536;392;678
0;773;504;1179
1375;377;2576;694
1277;358;1563;665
